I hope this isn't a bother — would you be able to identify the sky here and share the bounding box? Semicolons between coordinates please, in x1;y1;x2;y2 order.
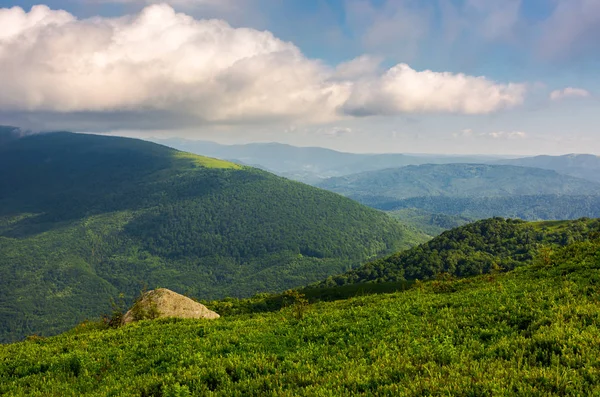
0;0;599;155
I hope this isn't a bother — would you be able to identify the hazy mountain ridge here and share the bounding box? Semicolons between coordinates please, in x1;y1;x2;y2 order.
318;163;600;201
152;138;504;183
496;154;600;183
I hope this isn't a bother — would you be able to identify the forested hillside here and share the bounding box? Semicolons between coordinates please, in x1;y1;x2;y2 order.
1;234;599;395
318;163;600;202
496;154;600;183
319;217;600;287
376;195;600;221
0;129;424;342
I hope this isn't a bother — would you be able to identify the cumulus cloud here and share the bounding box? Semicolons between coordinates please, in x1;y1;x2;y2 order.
550;87;591;101
0;4;526;130
342;64;526;116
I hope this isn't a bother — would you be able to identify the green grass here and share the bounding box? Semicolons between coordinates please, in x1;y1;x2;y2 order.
173;151;242;170
1;241;599;396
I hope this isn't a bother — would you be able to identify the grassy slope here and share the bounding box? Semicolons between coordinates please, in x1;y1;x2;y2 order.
1;241;599;396
0;131;426;342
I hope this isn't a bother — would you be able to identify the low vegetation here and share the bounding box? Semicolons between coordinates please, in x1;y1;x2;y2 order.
1;239;599;395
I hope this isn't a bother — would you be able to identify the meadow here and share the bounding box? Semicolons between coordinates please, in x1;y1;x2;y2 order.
1;240;599;396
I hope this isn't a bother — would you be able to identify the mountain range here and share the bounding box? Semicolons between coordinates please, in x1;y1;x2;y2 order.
151;138;504;183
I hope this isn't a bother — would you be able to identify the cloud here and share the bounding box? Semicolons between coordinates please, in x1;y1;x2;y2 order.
90;0;233;7
537;0;600;60
488;131;526;139
331;55;382;81
342;64;526;116
452;129;526;140
452;128;473;138
0;5;526;131
550;87;592;101
343;0;430;59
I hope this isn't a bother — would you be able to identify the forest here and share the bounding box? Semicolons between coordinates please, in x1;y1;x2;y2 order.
0;131;424;343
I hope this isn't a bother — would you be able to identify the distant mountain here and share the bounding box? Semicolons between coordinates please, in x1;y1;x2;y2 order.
0;131;425;342
387;208;473;236
377;195;600;222
151;138;502;184
318;163;600;204
495;154;600;183
0;125;25;145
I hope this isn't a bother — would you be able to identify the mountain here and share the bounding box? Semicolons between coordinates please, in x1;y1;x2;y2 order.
386;208;473;236
151;138;502;183
377;195;600;221
496;154;600;183
318;163;600;203
2;224;599;395
0;129;425;342
319;217;600;287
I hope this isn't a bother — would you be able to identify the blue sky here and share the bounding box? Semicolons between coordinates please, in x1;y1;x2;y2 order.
0;0;598;154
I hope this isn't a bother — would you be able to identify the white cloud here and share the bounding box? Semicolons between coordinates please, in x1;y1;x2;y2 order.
331;55;382;81
550;87;591;101
343;64;526;116
91;0;232;7
453;128;526;140
488;131;526;139
0;5;527;130
453;128;473;138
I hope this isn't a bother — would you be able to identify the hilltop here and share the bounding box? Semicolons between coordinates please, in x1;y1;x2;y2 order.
318;217;600;287
0;130;425;342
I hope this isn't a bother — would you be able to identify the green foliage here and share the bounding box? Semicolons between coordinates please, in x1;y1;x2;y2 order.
282;290;309;320
319;217;600;287
0;132;424;342
1;240;599;395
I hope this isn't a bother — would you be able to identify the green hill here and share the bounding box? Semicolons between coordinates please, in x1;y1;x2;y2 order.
319;217;600;287
0;129;425;342
1;235;599;395
318;163;600;204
